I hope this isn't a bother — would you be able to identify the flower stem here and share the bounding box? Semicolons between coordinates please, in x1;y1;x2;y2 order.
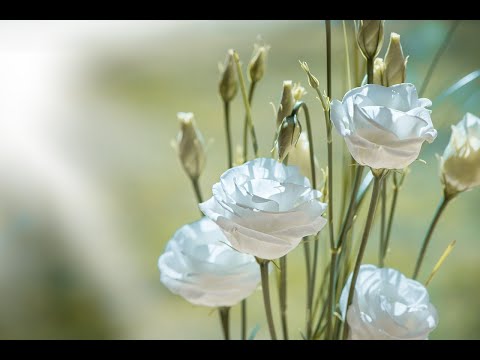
241;299;247;340
233;51;258;158
342;170;387;340
243;81;257;162
367;57;374;84
419;20;460;97
379;174;387;264
279;256;289;340
219;306;230;340
190;177;204;216
258;259;277;340
380;172;401;267
412;193;453;280
223;101;233;169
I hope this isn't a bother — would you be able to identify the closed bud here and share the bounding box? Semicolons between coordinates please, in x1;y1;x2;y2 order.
276;80;296;127
384;32;408;86
248;45;269;83
219;49;238;103
275;114;302;163
356;20;385;60
373;57;386;86
440;113;480;196
176;112;206;180
292;83;307;101
299;61;320;89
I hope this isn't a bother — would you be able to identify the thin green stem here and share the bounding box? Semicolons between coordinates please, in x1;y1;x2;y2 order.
223;101;233;169
342;20;352;90
343;171;386;340
243;81;257;162
233;51;258;158
420;20;460;97
326;20;332;99
190;177;204;216
241;300;247;340
219;307;230;340
412;194;453;279
258;259;277;340
379;175;387;265
279;256;289;340
367;57;374;84
303;238;312;337
380;173;400;267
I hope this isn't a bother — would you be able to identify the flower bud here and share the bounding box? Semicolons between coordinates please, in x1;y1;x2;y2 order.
275;113;301;163
440;113;480;196
248;45;268;83
299;61;319;89
219;49;238;103
176;112;206;180
356;20;385;60
384;32;408;86
373;57;386;86
276;80;296;127
292;83;307;101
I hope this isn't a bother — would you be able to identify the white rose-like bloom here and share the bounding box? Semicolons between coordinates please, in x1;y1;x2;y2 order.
440;112;480;195
199;158;327;260
158;217;260;307
340;264;438;340
331;83;437;169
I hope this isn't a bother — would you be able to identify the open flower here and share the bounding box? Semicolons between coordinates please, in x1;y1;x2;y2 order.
158;217;260;307
331;83;437;169
340;264;438;340
440;112;480;195
199;157;327;260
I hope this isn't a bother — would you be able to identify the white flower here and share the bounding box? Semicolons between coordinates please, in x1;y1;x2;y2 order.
440;112;480;195
331;83;437;169
340;264;438;340
158;217;260;307
199;157;327;260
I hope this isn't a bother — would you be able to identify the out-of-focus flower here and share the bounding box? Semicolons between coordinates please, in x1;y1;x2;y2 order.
176;112;206;180
292;83;307;101
248;44;269;83
199;158;327;260
158;217;260;307
384;32;408;86
440;112;480;196
340;264;438;340
330;83;437;169
219;49;238;103
288;132;315;178
356;20;385;60
373;57;386;86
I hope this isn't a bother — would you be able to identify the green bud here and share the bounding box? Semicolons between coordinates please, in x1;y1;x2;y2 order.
384;32;408;86
219;49;238;103
176;112;206;180
275;114;302;163
299;61;320;89
276;80;296;127
248;45;269;83
356;20;385;60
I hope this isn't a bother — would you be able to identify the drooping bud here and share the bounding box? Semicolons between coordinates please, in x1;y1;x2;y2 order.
356;20;385;60
176;112;206;180
384;32;408;86
275;114;302;163
276;80;296;127
219;49;238;103
373;57;386;86
440;113;480;197
248;44;269;83
292;83;307;101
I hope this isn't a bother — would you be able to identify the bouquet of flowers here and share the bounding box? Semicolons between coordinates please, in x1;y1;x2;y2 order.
158;20;480;340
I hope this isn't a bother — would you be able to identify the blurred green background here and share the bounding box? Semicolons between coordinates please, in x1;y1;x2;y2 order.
0;20;479;339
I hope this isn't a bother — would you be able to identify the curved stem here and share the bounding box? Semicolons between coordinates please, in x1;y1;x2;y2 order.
219;307;230;340
412;194;452;279
223;101;233;169
233;52;258;158
258;259;277;340
420;20;461;97
241;300;247;340
190;177;204;217
343;171;386;340
242;82;257;162
279;256;289;340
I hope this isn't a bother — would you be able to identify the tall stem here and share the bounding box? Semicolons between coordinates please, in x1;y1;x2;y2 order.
190;177;204;217
219;307;230;340
379;176;387;264
367;58;374;84
259;259;277;340
412;194;453;279
223;101;233;169
380;173;400;267
233;51;258;158
242;82;257;162
279;256;289;340
343;171;386;339
241;300;247;340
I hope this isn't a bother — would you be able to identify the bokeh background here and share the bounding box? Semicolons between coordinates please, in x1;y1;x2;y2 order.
0;20;479;339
